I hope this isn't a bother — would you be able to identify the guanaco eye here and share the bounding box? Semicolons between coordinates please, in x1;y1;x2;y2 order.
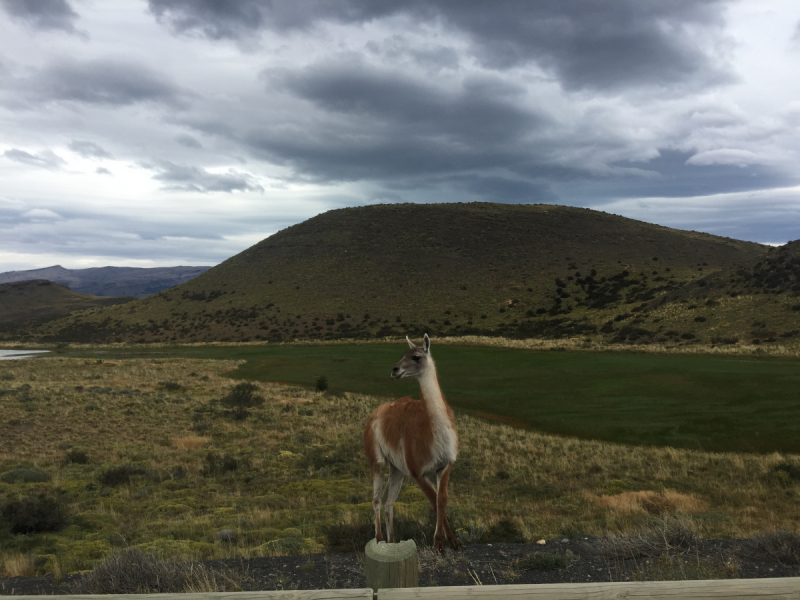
412;355;421;362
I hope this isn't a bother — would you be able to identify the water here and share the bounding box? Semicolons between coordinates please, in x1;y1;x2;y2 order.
0;349;50;360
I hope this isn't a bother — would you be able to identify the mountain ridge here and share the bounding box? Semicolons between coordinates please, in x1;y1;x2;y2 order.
0;265;211;298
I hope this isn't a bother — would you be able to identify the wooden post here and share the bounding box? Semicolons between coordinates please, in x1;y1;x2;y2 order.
365;538;419;592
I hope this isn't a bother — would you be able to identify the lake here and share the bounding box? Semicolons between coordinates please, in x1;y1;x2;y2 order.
0;349;50;360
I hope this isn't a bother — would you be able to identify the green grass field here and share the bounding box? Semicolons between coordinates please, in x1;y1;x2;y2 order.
63;343;800;454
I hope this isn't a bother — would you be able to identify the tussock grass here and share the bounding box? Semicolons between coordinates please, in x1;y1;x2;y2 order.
1;554;36;577
71;548;239;594
172;436;211;451
1;357;799;577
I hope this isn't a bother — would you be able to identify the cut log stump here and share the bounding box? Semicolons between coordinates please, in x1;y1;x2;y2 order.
365;539;419;592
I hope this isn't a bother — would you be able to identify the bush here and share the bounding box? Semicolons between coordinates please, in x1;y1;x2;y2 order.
158;381;185;393
1;494;69;534
202;452;240;477
315;375;328;392
745;531;800;565
218;382;264;419
1;468;49;484
71;548;236;594
99;465;151;487
66;449;90;464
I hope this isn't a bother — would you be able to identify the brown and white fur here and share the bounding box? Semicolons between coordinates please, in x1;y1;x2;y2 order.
363;334;459;552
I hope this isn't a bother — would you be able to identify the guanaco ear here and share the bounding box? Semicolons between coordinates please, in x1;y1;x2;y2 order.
406;335;417;349
423;333;430;353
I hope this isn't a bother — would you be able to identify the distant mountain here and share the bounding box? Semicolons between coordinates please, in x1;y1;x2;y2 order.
0;280;135;333
17;202;792;346
0;265;210;298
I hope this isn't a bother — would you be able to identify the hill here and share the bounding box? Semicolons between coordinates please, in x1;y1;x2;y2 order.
0;265;210;298
15;202;781;345
0;280;135;334
635;239;800;346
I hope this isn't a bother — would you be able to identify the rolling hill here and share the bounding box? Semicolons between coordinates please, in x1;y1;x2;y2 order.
0;265;210;298
0;280;135;335
15;202;792;346
635;239;800;346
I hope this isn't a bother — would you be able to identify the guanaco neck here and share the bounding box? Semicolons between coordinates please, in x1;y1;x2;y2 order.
418;356;449;421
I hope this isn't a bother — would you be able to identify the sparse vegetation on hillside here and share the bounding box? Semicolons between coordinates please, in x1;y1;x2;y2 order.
8;203;781;346
0;280;134;335
1;357;799;578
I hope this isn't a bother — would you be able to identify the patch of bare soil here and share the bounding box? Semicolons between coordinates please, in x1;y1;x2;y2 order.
2;533;799;595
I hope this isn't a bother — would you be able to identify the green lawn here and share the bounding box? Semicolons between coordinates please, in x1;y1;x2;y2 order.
60;343;800;453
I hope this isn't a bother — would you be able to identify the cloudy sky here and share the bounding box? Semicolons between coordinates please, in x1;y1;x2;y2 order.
1;0;799;271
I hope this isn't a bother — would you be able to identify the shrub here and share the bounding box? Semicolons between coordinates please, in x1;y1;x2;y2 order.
745;531;800;565
202;452;240;477
1;468;49;484
771;463;800;482
1;494;69;534
99;465;150;487
315;375;328;392
158;382;185;393
65;449;89;464
71;548;236;594
219;382;264;419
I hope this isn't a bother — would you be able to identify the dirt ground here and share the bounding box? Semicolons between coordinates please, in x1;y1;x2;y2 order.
2;535;799;595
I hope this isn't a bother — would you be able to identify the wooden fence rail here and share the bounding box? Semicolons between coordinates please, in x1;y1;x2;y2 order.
377;577;800;599
2;578;800;599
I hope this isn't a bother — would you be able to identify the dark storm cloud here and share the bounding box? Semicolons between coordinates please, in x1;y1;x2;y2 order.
148;160;263;193
419;0;734;91
146;0;398;40
30;59;186;107
3;148;65;169
0;0;79;33
150;0;732;91
242;62;542;182
69;140;113;159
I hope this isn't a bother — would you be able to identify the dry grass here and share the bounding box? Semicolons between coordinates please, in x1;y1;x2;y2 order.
2;554;36;577
1;356;799;576
587;490;707;516
71;548;241;594
5;334;800;357
172;436;211;451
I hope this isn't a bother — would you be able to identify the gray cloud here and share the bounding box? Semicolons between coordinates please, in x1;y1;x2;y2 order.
149;0;734;92
420;0;734;91
240;61;543;183
175;134;202;148
148;160;263;193
147;0;395;40
69;140;113;159
30;59;185;107
1;0;79;33
96;167;112;175
3;148;65;169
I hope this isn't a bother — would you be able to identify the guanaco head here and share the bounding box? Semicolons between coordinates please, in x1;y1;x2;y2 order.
391;334;431;379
